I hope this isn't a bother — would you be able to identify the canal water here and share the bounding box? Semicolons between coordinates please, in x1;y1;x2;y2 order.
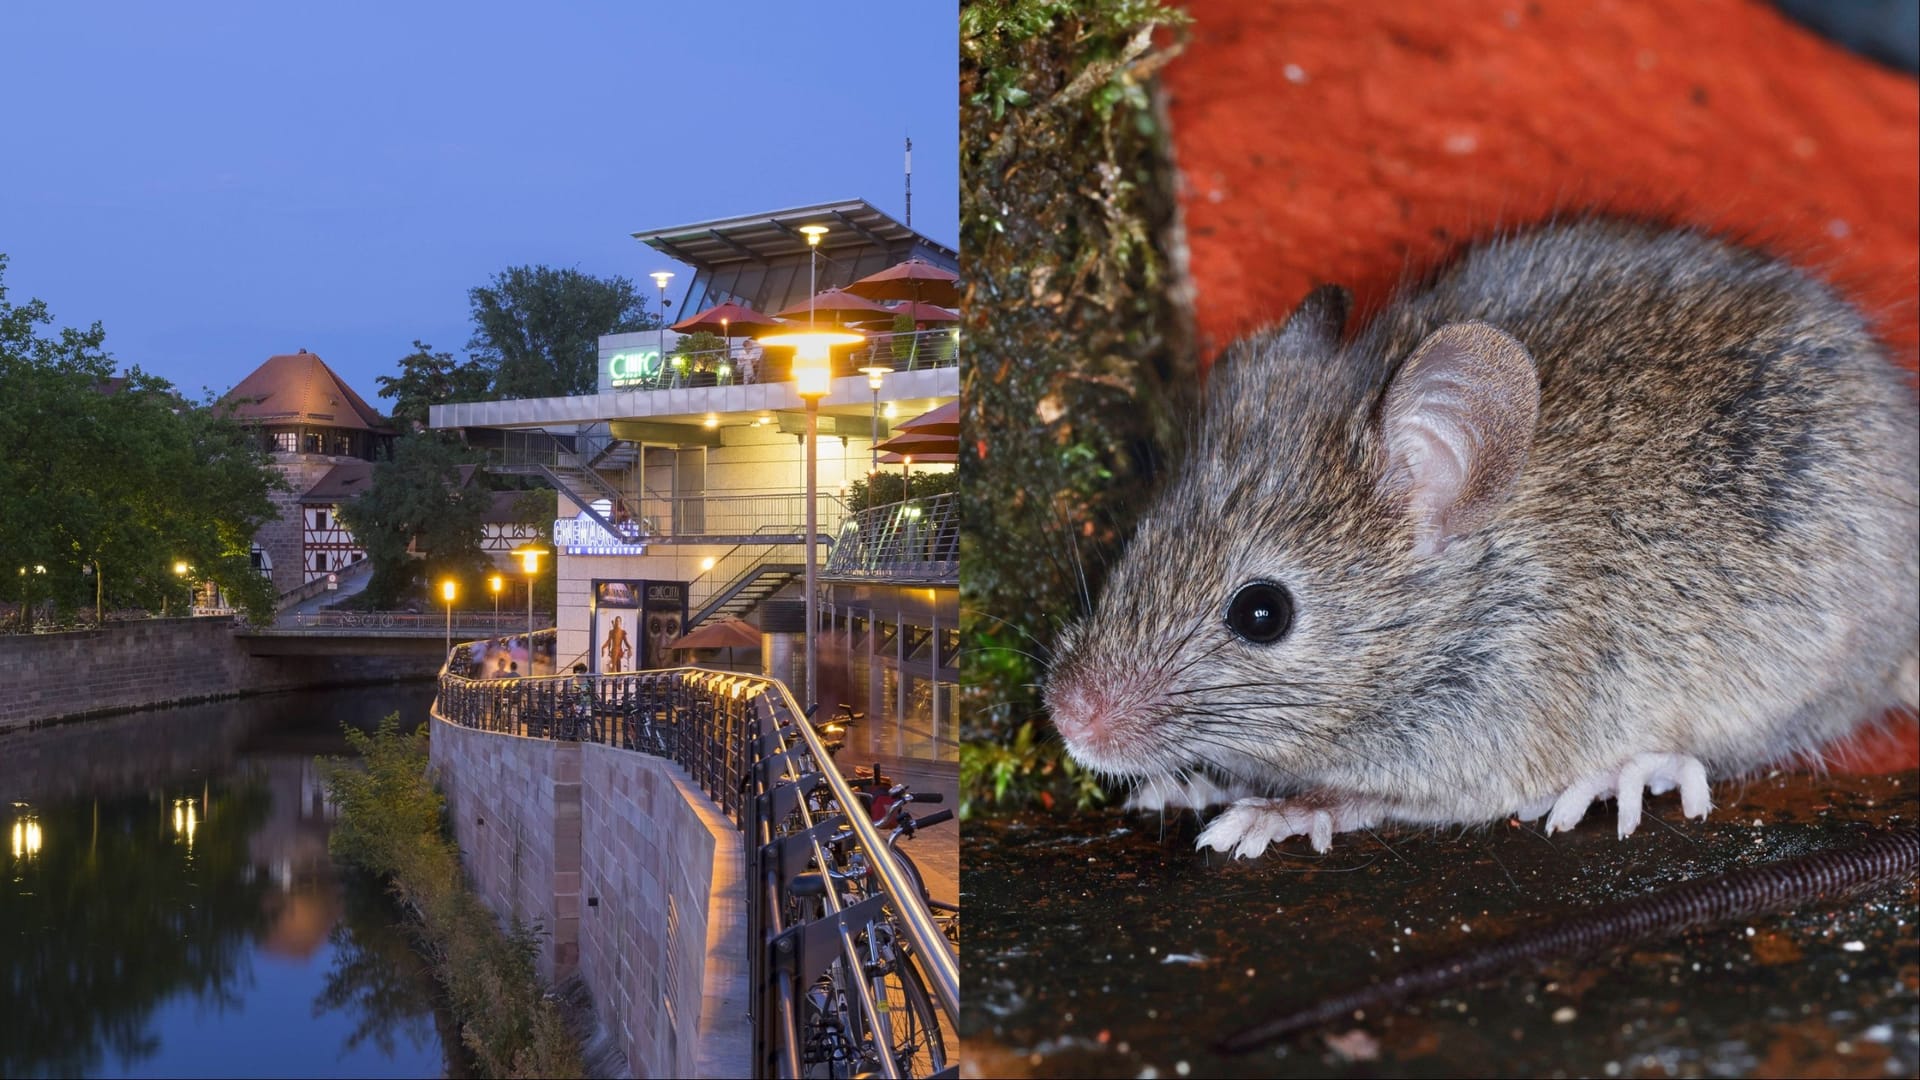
0;682;466;1079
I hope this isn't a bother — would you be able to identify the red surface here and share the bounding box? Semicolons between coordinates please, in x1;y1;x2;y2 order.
1162;0;1920;369
1160;0;1919;770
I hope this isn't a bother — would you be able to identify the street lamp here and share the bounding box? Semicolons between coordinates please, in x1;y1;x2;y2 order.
650;271;675;385
758;225;860;706
489;573;503;628
859;364;892;477
511;545;549;674
440;579;457;658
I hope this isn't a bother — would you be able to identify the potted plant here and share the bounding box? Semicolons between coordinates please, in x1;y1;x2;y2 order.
674;331;726;387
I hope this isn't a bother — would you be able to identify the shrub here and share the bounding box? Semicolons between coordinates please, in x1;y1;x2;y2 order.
322;715;584;1079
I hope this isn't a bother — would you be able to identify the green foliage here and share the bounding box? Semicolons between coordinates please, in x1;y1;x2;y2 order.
671;330;726;373
960;720;1106;818
336;433;493;608
376;340;492;432
959;0;1194;806
846;469;958;513
468;266;655;399
322;715;584;1079
0;254;285;627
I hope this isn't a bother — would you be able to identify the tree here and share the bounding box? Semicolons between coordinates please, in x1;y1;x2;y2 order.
335;433;493;608
0;255;284;626
374;340;492;432
466;266;655;399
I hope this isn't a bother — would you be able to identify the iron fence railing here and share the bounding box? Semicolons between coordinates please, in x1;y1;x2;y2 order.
612;329;962;391
822;494;958;583
431;640;957;1078
634;492;847;542
254;611;556;635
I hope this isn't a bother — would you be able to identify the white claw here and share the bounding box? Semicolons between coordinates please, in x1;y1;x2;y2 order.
1616;758;1652;838
1546;775;1613;834
1548;753;1716;839
1196;798;1368;858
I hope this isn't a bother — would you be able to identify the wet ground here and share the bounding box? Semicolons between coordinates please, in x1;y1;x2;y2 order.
962;769;1919;1078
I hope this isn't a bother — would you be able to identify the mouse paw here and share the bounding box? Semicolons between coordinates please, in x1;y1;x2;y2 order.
1196;797;1378;858
1125;773;1258;814
1544;752;1713;838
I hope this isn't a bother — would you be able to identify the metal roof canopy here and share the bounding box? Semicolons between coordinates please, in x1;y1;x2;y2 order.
632;199;957;271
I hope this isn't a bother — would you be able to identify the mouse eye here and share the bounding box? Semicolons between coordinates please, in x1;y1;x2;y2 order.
1225;582;1293;645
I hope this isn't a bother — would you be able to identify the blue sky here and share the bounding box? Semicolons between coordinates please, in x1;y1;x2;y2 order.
0;1;957;400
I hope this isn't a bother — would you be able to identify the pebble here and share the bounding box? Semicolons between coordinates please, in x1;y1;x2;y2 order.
1553;1007;1578;1023
1842;941;1865;952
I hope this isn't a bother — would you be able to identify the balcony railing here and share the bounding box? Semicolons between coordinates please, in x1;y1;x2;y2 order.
633;492;847;542
823;493;958;584
613;328;962;392
431;642;959;1077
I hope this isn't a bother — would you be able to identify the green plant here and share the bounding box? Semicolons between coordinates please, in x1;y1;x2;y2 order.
959;0;1194;810
322;716;584;1079
672;330;726;373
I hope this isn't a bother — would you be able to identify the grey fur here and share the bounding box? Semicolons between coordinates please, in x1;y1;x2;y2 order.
1046;218;1920;827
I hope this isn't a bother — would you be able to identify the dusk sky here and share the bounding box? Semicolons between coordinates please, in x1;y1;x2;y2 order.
0;1;957;400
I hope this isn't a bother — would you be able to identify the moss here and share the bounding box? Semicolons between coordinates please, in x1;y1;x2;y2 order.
322;715;585;1079
959;0;1193;812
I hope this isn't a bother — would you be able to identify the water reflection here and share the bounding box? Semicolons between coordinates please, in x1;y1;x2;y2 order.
0;685;461;1079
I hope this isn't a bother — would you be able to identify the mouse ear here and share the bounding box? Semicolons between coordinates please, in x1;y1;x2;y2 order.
1277;284;1351;348
1379;322;1540;557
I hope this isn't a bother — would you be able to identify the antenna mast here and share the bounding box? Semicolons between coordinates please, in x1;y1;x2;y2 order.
904;136;912;228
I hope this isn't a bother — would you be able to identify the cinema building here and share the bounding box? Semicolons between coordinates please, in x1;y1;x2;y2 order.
430;199;959;761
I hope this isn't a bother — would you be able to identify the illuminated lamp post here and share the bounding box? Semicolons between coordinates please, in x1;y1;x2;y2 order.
172;560;190;616
511;545;549;674
758;224;859;706
489;573;503;628
858;363;892;477
650;271;675;385
440;579;457;658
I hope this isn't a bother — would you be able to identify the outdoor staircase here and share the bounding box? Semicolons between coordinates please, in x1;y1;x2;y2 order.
691;563;803;627
486;430;640;541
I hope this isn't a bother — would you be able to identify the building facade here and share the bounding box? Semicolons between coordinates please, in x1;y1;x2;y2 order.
432;199;960;761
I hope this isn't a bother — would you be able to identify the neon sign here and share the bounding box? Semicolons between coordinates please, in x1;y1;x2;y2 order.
607;348;664;387
554;513;648;556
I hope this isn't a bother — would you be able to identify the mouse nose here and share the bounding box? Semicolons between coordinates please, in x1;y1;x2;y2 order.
1045;676;1141;763
1047;682;1103;745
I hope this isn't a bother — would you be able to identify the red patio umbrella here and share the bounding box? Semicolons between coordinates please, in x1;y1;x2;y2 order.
888;301;960;324
895;400;959;436
670;302;783;379
874;431;958;456
667;616;763;669
847;258;961;307
671;301;783;336
774;288;894;327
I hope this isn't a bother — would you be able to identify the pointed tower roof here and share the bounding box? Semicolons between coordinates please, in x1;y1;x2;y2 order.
223;349;393;432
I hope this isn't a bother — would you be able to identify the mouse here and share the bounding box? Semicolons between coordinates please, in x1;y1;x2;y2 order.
1043;216;1920;858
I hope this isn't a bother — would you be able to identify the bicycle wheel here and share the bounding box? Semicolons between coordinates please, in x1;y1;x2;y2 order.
878;940;946;1077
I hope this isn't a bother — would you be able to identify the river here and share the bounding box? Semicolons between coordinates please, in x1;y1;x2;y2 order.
0;682;465;1079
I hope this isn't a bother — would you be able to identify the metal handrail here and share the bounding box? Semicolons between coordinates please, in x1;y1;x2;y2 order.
251;610;557;634
823;493;958;583
429;641;957;1077
618;328;962;391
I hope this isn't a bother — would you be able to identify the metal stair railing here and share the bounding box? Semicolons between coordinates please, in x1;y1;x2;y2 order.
823;493;958;583
691;561;804;628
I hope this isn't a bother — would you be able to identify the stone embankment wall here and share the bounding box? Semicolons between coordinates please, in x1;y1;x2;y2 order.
0;617;434;732
430;715;748;1079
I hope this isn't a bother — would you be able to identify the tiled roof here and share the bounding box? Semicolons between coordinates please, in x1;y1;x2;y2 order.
223;350;393;432
300;462;374;503
484;490;537;524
